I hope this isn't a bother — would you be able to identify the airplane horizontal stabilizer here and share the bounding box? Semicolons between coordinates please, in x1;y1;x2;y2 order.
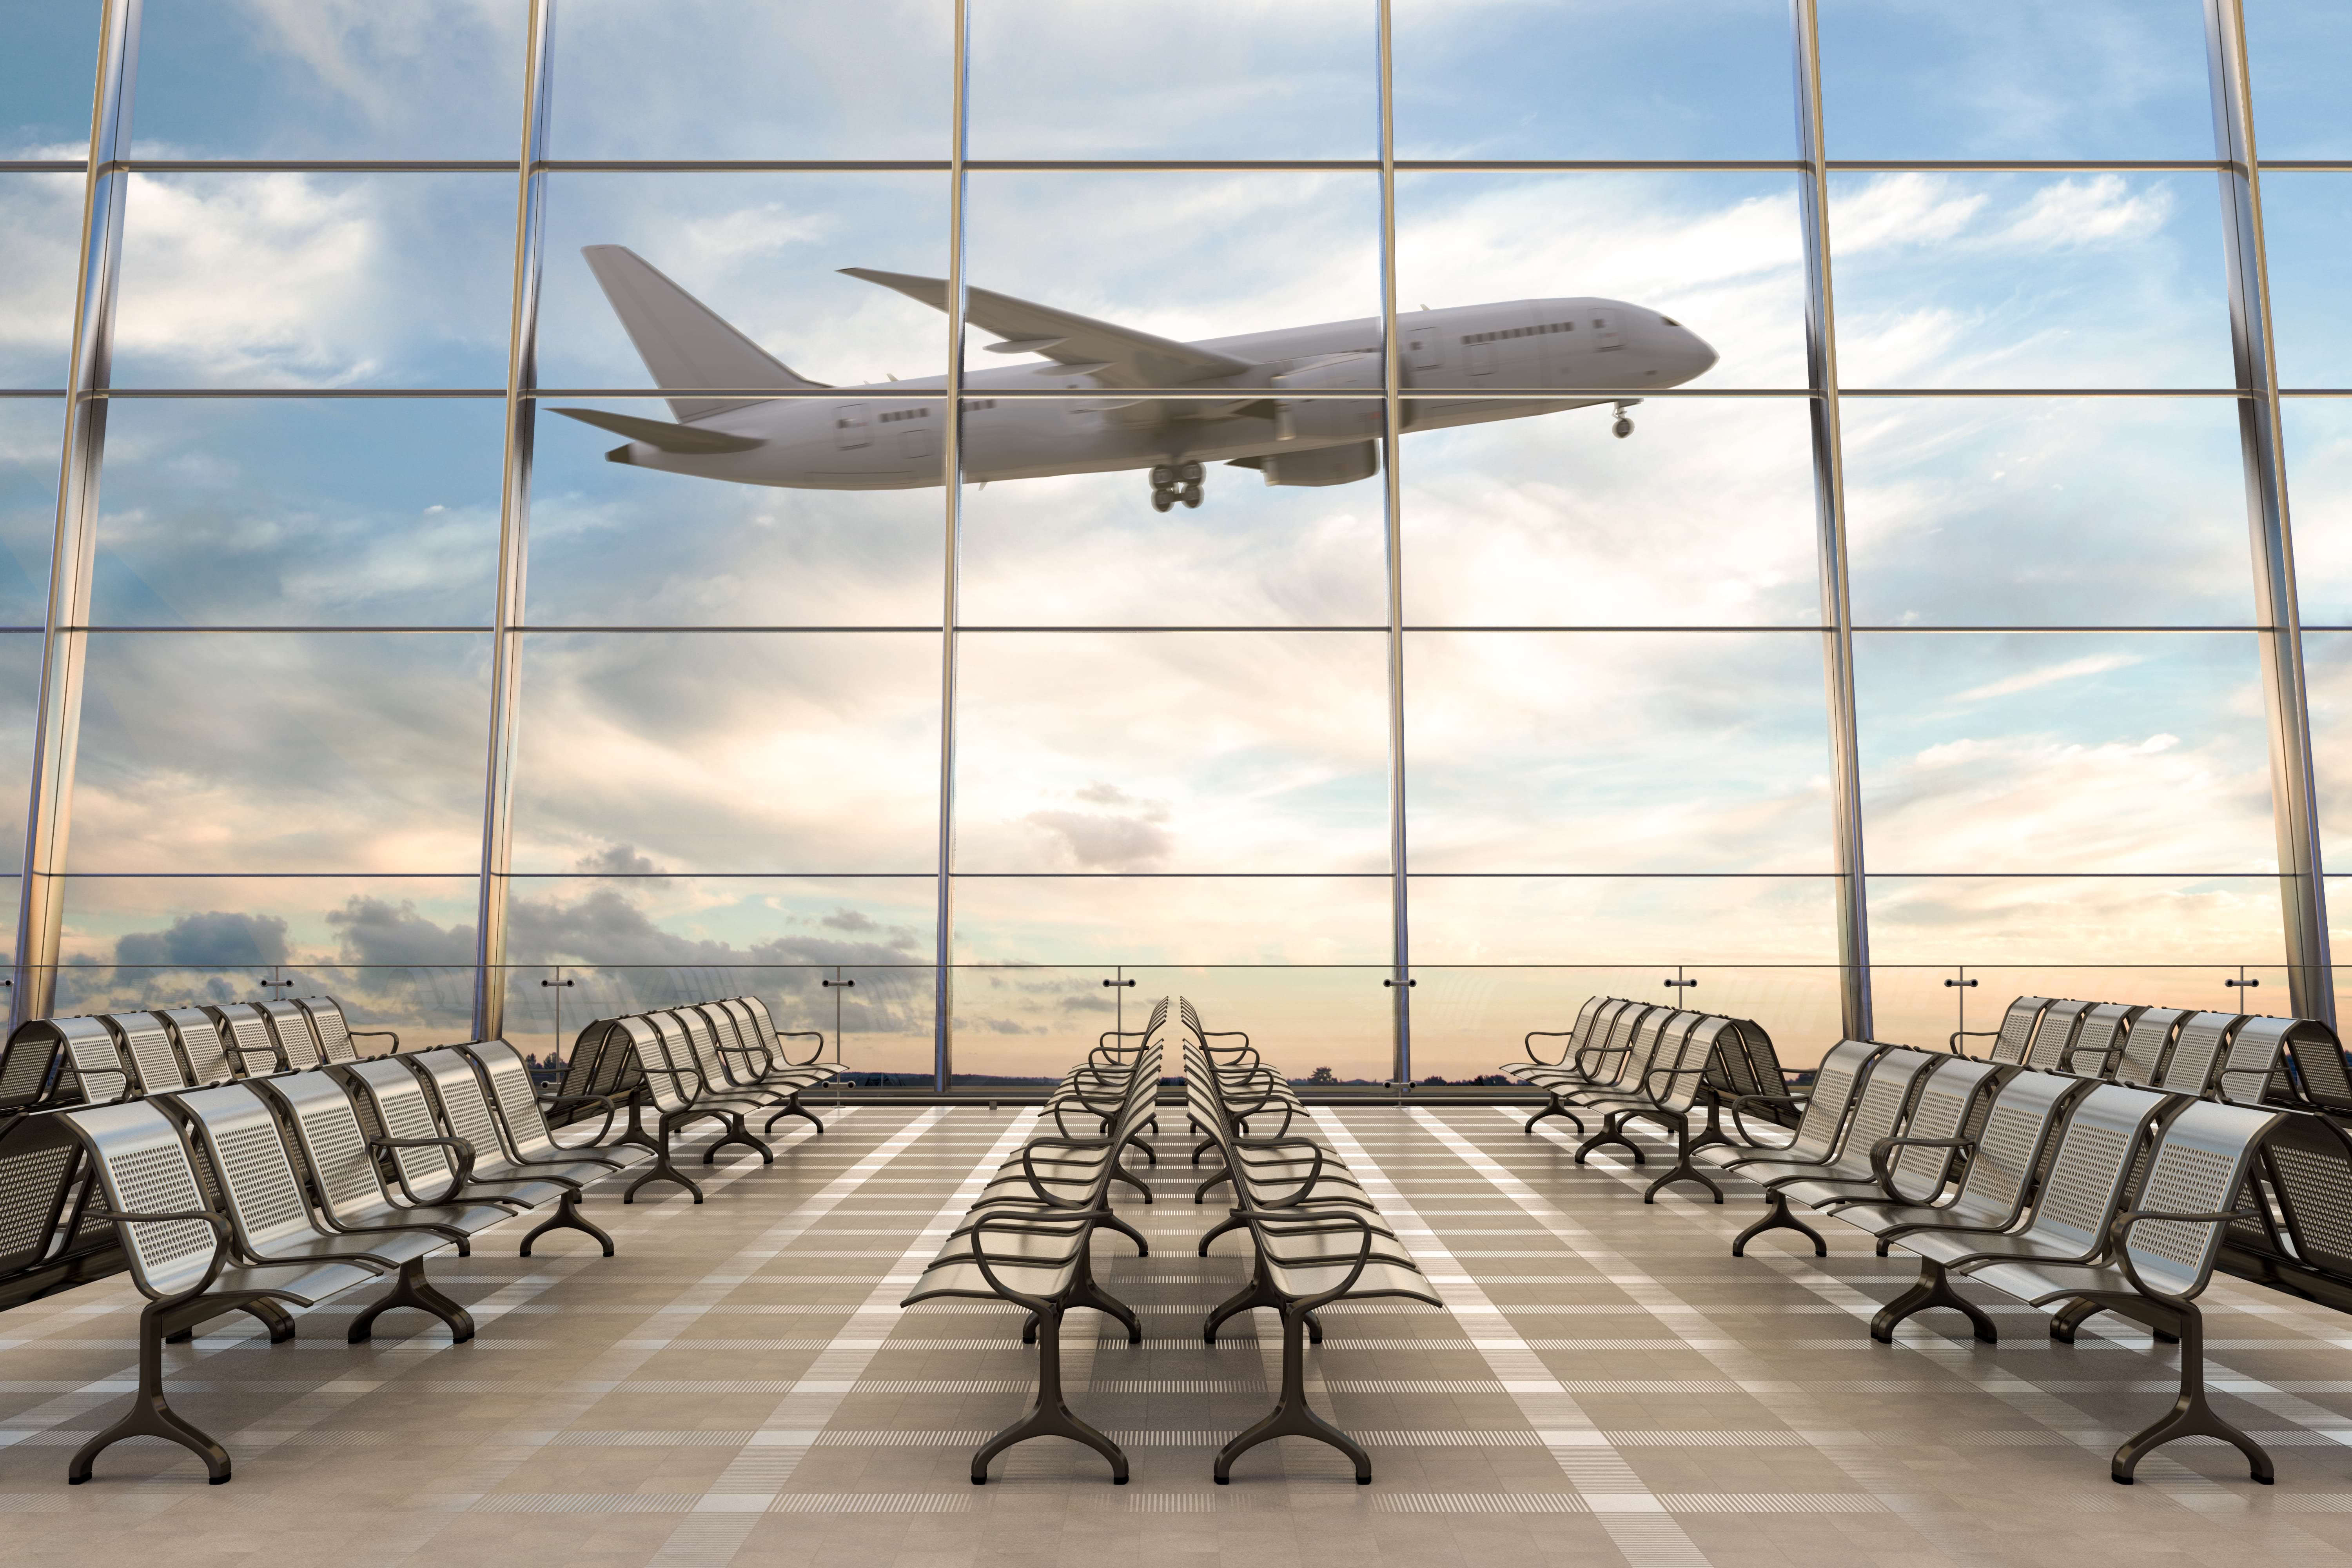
549;406;767;454
839;267;1253;390
583;245;830;423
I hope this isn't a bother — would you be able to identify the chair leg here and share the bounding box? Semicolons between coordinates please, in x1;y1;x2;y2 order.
520;1188;614;1258
348;1258;475;1345
623;1125;705;1204
71;1298;232;1486
698;1112;773;1166
2049;1297;2105;1344
1197;1212;1246;1255
1100;1212;1150;1256
1205;1262;1280;1345
1870;1259;1996;1345
971;1303;1127;1485
1194;1167;1234;1204
1073;1264;1141;1346
1216;1302;1370;1486
1191;1134;1219;1166
1731;1191;1826;1258
1642;1119;1724;1205
1575;1110;1647;1167
1125;1132;1158;1166
1525;1096;1585;1136
760;1101;824;1137
1112;1162;1154;1205
1686;1096;1734;1155
2112;1302;2270;1486
166;1299;295;1346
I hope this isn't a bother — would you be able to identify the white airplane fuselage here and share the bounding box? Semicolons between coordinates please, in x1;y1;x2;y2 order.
596;299;1717;490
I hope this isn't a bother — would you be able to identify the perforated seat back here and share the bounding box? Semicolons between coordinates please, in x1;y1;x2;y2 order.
0;1025;62;1111
56;1100;220;1299
170;1083;322;1253
409;1048;513;1165
1612;1009;1676;1097
552;1022;607;1103
465;1039;560;1157
258;999;323;1069
2024;999;2092;1072
1590;1003;1653;1086
2115;1007;2189;1087
2067;1002;2139;1077
1559;995;1608;1058
1651;1016;1723;1111
2122;1100;2285;1300
2216;1017;2296;1107
586;1019;641;1099
615;1016;688;1111
0;1115;89;1274
345;1058;461;1195
1711;1019;1761;1100
2154;1012;2242;1095
1987;997;2052;1065
663;1007;733;1090
1886;1054;2002;1196
207;1003;284;1076
47;1017;132;1106
2285;1021;2352;1112
1786;1039;1878;1159
296;997;362;1062
159;1007;236;1086
692;1002;755;1071
2258;1113;2352;1278
643;1011;712;1100
2018;1083;2170;1256
1831;1049;1937;1167
257;1071;391;1221
105;1013;189;1093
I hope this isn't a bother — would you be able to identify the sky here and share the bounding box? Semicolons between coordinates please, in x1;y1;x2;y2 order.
0;0;2346;1075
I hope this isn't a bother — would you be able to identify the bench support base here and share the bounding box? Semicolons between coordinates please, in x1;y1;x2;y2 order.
2105;1299;2270;1486
520;1188;614;1258
1641;1118;1725;1206
973;1303;1127;1485
1871;1259;1997;1344
1205;1261;1325;1346
72;1295;246;1486
1215;1303;1368;1486
623;1122;705;1205
348;1258;475;1345
1731;1191;1826;1257
760;1100;824;1137
165;1299;296;1346
1574;1113;1646;1167
1526;1096;1585;1136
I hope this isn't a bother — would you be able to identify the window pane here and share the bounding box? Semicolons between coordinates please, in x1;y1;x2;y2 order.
1875;960;2289;1060
54;873;483;1047
2288;399;2352;625
2;0;101;156
1393;0;1795;160
1396;173;1808;392
962;174;1381;395
1855;633;2276;874
509;633;942;874
958;398;1389;628
1844;399;2256;626
68;633;492;872
528;397;944;628
549;0;952;160
2247;0;2352;159
131;0;526;158
93;399;503;626
1400;397;1818;628
954;632;1390;874
968;0;1376;160
1405;632;1833;873
536;173;951;394
0;400;61;620
112;173;515;388
2303;630;2352;870
1828;173;2234;389
1818;0;2212;159
1121;964;1392;1087
2263;173;2351;392
1417;964;1849;1082
0;633;42;866
0;172;85;388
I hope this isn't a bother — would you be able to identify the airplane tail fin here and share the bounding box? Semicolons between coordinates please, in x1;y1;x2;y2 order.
582;245;829;421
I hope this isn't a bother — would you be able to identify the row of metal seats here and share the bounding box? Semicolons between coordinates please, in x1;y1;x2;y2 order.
1953;993;2352;1112
902;1006;1164;1485
1184;997;1441;1486
0;995;394;1114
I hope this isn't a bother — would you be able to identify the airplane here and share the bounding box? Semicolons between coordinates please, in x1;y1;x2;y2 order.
553;246;1719;512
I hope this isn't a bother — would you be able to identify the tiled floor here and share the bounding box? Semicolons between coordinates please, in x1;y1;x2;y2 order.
7;1102;2352;1566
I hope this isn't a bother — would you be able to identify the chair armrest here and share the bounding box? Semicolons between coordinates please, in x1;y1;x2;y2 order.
769;1030;827;1067
1725;1090;1805;1145
968;1208;1102;1312
1868;1134;1975;1201
368;1134;475;1208
1524;1030;1578;1067
1238;1206;1372;1310
633;1062;707;1099
2109;1207;2261;1307
93;1208;235;1301
1946;1028;1997;1058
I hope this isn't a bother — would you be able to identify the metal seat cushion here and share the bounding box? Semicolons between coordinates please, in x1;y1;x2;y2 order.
1902;1083;2169;1272
2152;1012;2243;1095
252;1071;514;1239
106;1013;192;1093
2024;999;2095;1072
1829;1069;2078;1240
1697;1037;1879;1169
158;1008;237;1087
407;1049;610;1189
207;1004;283;1076
260;1000;327;1070
461;1039;645;1167
1718;1046;1932;1185
1779;1054;1999;1210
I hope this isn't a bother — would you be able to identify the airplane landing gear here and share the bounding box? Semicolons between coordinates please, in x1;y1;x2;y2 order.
1151;461;1206;511
1612;400;1640;439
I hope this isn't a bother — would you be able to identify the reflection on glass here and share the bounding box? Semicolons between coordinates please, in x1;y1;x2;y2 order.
1396;173;1805;391
53;873;482;1047
0;400;61;620
1829;172;2232;389
1866;877;2286;962
962;174;1381;395
1409;875;1838;964
1844;399;2256;626
1393;0;1794;160
2261;174;2350;391
1406;633;1833;873
549;0;952;160
508;632;942;874
1400;397;1817;627
1119;964;1393;1086
953;876;1390;967
93;399;502;626
955;632;1389;873
1855;633;2276;874
69;633;493;872
958;399;1388;627
131;0;526;158
1415;964;1847;1080
2288;400;2352;625
2302;632;2352;869
529;397;945;628
0;0;100;156
2247;0;2352;159
0;633;40;866
1874;962;2290;1063
0;172;86;388
1818;0;2212;158
112;173;515;388
968;0;1376;160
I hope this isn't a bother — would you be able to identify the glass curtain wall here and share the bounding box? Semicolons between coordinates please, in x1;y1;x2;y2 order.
3;0;2342;1083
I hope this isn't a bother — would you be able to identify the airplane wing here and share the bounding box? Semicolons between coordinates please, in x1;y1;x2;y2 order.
839;268;1253;389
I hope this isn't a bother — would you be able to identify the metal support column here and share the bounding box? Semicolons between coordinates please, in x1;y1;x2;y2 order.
1375;0;1412;1083
474;0;558;1039
932;0;973;1091
14;0;142;1028
1791;0;1873;1040
2205;0;2331;1025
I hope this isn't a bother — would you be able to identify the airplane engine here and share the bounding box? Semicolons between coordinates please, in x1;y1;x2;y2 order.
1260;442;1379;487
1270;352;1384;444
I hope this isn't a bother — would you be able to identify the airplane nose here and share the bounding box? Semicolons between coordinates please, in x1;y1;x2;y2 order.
1682;327;1719;377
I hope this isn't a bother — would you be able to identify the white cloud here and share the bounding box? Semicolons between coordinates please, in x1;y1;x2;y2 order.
1954;652;2142;702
